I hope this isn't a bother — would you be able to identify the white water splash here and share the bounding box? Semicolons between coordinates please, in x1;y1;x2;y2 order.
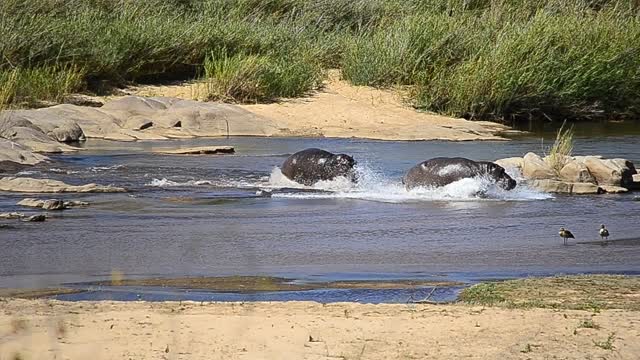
144;165;551;203
268;165;551;203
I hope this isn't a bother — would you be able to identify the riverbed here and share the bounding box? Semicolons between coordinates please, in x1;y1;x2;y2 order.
1;136;639;302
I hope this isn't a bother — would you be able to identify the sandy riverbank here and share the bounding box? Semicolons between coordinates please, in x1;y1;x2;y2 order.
116;70;515;141
1;299;638;359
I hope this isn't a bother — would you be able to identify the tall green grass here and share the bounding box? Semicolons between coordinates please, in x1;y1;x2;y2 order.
1;0;639;122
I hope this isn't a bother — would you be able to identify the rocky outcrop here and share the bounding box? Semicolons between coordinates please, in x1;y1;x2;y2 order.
0;96;280;165
17;198;89;210
496;153;638;195
581;157;636;187
0;177;125;193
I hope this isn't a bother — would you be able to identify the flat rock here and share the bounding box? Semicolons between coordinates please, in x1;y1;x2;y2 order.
156;146;235;155
17;198;67;210
527;179;603;194
599;185;629;194
0;139;47;165
0;177;126;193
0;212;25;219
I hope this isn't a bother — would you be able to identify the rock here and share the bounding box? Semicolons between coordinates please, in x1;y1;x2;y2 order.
522;152;556;180
494;157;523;171
527;179;603;194
599;185;629;194
0;177;126;193
64;200;90;207
24;214;46;222
18;198;67;210
45;120;86;143
155;146;235;155
582;157;636;187
0;212;25;219
0;115;80;153
0;139;48;166
559;161;596;184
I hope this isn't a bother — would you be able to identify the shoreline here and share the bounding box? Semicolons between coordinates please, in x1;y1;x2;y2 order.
2;298;638;359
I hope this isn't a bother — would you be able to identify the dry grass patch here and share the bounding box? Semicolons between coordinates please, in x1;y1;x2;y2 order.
459;275;640;311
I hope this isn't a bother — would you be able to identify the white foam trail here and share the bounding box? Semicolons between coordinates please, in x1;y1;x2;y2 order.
144;165;551;203
268;165;552;203
146;178;216;187
146;177;267;188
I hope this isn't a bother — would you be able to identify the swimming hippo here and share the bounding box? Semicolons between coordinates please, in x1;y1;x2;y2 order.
281;148;357;186
403;157;516;190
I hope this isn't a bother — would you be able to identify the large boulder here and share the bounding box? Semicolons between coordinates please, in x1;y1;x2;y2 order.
559;161;596;184
522;152;556;180
494;157;523;173
582;157;637;187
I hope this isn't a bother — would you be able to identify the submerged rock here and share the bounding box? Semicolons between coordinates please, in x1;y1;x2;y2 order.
24;214;46;222
156;146;235;155
0;212;25;219
17;198;90;209
0;177;125;193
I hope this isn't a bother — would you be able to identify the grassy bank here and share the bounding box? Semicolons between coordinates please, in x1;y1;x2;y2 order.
1;0;639;121
459;275;640;311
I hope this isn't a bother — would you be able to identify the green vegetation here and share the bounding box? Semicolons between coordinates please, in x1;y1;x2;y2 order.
1;0;639;122
593;332;616;350
459;275;640;311
547;122;575;174
578;318;600;329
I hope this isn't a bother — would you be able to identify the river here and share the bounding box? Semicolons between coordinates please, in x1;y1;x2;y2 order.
1;135;639;302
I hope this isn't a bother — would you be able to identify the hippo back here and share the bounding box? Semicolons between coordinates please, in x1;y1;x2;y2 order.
404;157;515;190
281;148;356;186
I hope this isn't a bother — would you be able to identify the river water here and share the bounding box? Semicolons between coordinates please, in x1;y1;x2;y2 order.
1;136;639;302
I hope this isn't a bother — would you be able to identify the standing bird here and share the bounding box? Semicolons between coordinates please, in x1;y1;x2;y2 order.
599;224;610;241
559;227;575;245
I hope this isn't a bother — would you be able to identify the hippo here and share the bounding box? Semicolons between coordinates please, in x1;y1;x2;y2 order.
281;148;357;186
403;157;516;190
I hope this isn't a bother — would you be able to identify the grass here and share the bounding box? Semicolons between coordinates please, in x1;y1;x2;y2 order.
578;318;600;329
546;121;575;174
459;275;640;311
0;0;639;123
593;332;616;350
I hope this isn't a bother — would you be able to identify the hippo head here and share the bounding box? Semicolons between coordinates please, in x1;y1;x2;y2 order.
327;153;358;182
488;163;517;190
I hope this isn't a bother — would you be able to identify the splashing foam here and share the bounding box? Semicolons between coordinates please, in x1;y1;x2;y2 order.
144;165;550;202
267;165;551;203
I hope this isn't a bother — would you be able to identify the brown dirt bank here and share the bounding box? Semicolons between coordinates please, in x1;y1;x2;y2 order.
1;299;638;359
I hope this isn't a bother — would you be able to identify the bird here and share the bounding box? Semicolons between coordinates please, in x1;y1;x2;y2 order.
559;227;575;245
599;224;610;241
